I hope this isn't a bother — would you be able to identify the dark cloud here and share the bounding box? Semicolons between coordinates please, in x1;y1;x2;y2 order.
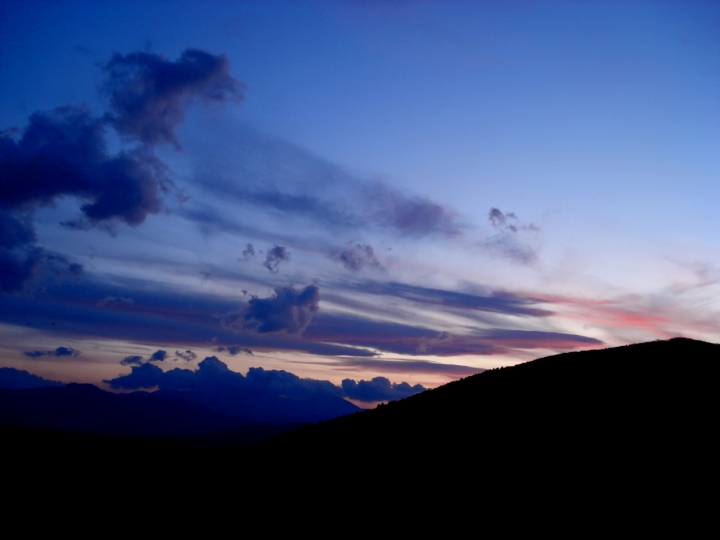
149;350;167;361
104;357;360;424
342;377;425;402
0;47;242;293
107;357;233;391
0;105;164;289
0;106;171;224
242;243;255;259
488;208;539;234
105;355;422;405
237;285;320;334
215;345;253;356
333;243;380;272
353;281;553;317
262;245;290;273
175;350;197;362
23;347;79;358
245;366;343;398
482;208;540;265
0;367;64;390
120;355;144;366
102;48;243;149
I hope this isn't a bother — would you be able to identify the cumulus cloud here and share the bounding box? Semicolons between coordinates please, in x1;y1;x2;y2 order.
23;347;80;358
239;285;320;334
215;345;253;355
342;377;426;402
120;355;144;366
105;355;424;405
150;350;167;361
102;48;243;149
175;349;197;362
333;243;380;272
0;106;172;225
0;48;242;292
262;245;290;273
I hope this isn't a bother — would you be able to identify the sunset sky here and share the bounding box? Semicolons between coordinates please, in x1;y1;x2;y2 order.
1;0;718;400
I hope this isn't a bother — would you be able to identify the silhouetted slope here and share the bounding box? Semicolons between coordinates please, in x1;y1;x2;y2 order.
250;338;719;475
0;367;64;389
2;338;717;517
0;383;251;437
154;386;359;425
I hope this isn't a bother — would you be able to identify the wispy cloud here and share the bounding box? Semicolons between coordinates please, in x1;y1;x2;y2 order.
24;346;79;358
479;208;540;265
348;281;553;317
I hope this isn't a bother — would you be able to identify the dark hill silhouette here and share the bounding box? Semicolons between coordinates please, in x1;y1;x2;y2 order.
0;367;64;389
2;338;718;521
246;338;719;487
0;383;252;437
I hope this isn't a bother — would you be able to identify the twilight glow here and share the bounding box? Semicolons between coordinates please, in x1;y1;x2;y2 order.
0;1;718;405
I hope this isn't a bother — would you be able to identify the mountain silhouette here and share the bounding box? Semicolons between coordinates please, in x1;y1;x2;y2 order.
244;338;718;492
3;338;717;519
0;383;249;437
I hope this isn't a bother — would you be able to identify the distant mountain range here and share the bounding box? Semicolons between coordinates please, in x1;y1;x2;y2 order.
0;360;360;439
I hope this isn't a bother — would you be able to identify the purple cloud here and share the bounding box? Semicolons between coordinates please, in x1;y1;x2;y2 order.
103;48;244;149
232;285;320;334
341;377;425;402
0;48;242;293
120;355;144;366
262;245;291;273
333;243;380;272
23;347;80;358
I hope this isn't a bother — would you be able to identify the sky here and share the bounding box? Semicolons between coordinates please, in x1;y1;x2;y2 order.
0;0;718;403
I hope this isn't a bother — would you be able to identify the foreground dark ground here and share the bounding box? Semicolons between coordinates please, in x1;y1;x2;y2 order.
3;338;718;521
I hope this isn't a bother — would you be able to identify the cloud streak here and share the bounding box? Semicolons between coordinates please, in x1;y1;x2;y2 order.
350;281;553;317
23;347;79;358
304;313;601;356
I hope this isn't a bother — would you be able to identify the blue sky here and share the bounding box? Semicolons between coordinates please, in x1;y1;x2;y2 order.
1;0;718;398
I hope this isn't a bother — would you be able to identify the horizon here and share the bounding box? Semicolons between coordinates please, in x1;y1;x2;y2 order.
1;0;718;406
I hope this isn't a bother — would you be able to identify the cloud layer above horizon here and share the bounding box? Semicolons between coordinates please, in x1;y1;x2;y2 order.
2;0;719;397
